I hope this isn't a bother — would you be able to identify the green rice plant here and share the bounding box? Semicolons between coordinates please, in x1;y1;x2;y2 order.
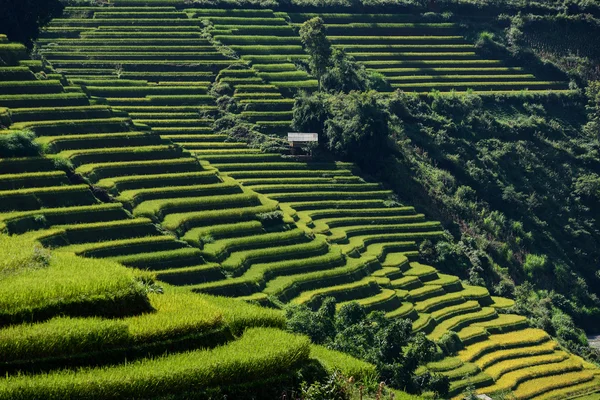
442;362;481;382
182;221;264;246
391;81;566;91
0;171;68;191
11;118;132;136
239;176;360;186
238;99;295;111
241;54;309;63
408;284;445;302
448;372;493;396
339;231;441;255
328;221;442;243
473;314;528;334
133;193;260;221
76;158;202;181
264;256;379;300
0;81;64;95
207;16;288;25
457;326;488;344
118;182;241;208
61;145;184;166
341;288;400;313
96;171;218;193
329;35;465;44
313;214;425;233
0;67;33;80
108;247;205;270
0;316;130;364
385;302;415;319
162;204;278;233
9;105;113;122
0;235;150;325
0;185;96;213
426;357;464;372
220;237;329;275
86;86;209;97
252;63;298;71
478;358;584;395
0;203;129;235
484;351;570;380
93;12;188;19
310;345;377;380
257;71;311;81
429;308;498;340
293;277;381;306
269;190;393;203
216;35;301;44
202;229;308;262
0;93;89;108
385;74;535;82
474;341;559;370
230;45;304;55
0;327;309;399
252;182;381;194
193;249;345;297
59;235;186;258
416;292;469;314
458;328;551;363
412;314;434;333
430;300;481;323
489;296;515;309
188;9;275;17
522;374;599;400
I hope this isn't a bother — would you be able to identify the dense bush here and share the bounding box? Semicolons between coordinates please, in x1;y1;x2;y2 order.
293;90;394;168
285;299;449;397
0;130;43;158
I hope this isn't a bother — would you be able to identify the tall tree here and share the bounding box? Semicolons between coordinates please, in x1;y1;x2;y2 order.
0;0;63;47
299;17;332;89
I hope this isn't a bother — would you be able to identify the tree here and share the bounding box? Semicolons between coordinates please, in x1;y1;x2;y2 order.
0;0;63;47
299;17;332;88
584;81;600;138
321;48;370;93
323;91;392;168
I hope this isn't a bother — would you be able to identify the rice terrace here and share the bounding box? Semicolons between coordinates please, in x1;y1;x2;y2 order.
0;0;599;398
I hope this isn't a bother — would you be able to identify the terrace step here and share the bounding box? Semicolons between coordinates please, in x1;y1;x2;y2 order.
39;131;164;151
45;218;159;246
59;235;188;258
76;157;203;181
0;185;97;212
96;171;220;193
0;171;69;190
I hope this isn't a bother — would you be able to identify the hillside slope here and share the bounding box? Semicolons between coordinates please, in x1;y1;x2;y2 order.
0;3;598;399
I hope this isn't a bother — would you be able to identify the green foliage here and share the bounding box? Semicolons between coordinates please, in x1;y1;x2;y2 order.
0;131;42;158
0;235;151;325
437;331;463;356
292;91;392;169
285;299;447;396
522;253;548;278
0;327;310;400
585;81;600;137
299;17;332;87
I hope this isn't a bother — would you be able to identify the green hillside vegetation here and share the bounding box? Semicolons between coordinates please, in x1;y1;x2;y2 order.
0;0;599;399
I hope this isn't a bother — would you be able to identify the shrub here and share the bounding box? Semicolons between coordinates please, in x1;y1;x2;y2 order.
437;331;463;356
256;210;284;226
0;131;42;158
522;253;548;278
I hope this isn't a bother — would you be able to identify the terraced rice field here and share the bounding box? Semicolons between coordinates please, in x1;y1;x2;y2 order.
285;12;570;93
0;4;595;399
